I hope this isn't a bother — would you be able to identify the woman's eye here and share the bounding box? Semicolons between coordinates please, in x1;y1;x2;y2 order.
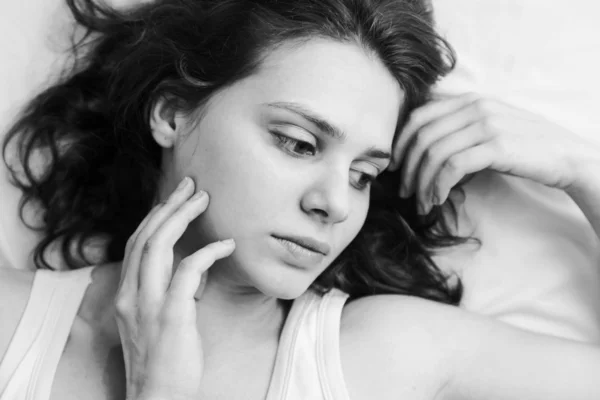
272;130;376;191
352;172;376;191
271;131;316;156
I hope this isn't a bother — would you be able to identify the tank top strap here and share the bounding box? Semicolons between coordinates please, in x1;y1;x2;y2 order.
265;290;317;400
315;288;351;400
265;288;351;400
0;266;93;400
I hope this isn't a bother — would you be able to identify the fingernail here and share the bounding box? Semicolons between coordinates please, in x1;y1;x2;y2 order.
177;177;191;191
431;194;440;206
221;238;235;246
190;190;206;201
399;185;409;198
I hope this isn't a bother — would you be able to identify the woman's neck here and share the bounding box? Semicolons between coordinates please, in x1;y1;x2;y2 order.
172;236;292;348
193;267;290;350
80;262;291;352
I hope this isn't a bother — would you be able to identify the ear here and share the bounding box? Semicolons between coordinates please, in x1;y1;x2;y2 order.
150;97;181;148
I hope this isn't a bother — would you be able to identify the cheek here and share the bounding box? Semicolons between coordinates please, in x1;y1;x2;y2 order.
206;136;288;210
177;127;296;237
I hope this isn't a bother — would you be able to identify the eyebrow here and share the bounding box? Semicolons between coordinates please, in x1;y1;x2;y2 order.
264;101;392;161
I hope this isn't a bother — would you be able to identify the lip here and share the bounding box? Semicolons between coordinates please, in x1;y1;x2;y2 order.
271;236;327;266
272;234;331;256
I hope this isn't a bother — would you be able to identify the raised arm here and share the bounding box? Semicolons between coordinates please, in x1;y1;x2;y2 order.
389;93;600;239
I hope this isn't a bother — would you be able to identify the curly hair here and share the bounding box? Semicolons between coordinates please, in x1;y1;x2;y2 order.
3;0;469;304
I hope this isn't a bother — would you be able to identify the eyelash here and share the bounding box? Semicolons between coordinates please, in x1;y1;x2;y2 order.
271;131;377;191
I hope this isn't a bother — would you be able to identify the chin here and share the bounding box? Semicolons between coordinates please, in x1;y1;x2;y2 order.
258;283;310;300
246;260;315;300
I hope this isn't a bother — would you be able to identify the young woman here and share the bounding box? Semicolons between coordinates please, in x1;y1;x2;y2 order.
0;0;599;399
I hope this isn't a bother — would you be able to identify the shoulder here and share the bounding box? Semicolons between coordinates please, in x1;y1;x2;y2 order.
338;295;468;400
0;267;35;361
341;293;467;327
340;294;470;345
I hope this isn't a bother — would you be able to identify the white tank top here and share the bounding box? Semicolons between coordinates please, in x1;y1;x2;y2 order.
0;267;351;400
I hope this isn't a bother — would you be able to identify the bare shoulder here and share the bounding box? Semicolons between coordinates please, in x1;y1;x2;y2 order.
341;294;469;331
339;295;468;400
0;267;35;360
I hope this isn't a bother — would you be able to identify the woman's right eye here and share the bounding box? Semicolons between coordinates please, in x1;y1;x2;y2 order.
271;131;317;157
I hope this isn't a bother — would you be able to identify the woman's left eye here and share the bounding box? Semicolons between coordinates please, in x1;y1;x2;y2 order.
353;172;376;191
271;132;317;156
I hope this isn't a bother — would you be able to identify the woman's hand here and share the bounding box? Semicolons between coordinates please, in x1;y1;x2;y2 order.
114;177;235;400
388;93;600;214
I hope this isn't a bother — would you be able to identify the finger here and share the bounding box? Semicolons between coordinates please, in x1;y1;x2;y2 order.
163;239;236;319
138;191;209;307
427;143;495;213
389;92;479;171
399;102;485;197
122;177;194;292
414;122;488;212
119;202;165;288
168;239;235;299
448;186;466;209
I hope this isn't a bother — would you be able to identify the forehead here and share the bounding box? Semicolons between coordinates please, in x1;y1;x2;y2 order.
243;39;403;148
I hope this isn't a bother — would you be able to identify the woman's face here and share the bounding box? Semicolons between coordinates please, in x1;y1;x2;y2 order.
154;39;402;299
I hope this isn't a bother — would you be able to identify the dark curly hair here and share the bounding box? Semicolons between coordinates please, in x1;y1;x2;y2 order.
3;0;470;304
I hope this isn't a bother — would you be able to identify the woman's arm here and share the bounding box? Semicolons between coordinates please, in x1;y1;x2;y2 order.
389;94;600;239
343;295;600;400
440;301;600;400
377;94;600;398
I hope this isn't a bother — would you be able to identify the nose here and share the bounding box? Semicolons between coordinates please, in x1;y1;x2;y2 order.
301;169;350;225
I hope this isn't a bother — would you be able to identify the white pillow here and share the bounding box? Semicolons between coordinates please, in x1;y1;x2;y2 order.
432;0;600;342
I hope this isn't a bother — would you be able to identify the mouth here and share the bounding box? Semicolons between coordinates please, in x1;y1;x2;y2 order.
271;234;330;256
